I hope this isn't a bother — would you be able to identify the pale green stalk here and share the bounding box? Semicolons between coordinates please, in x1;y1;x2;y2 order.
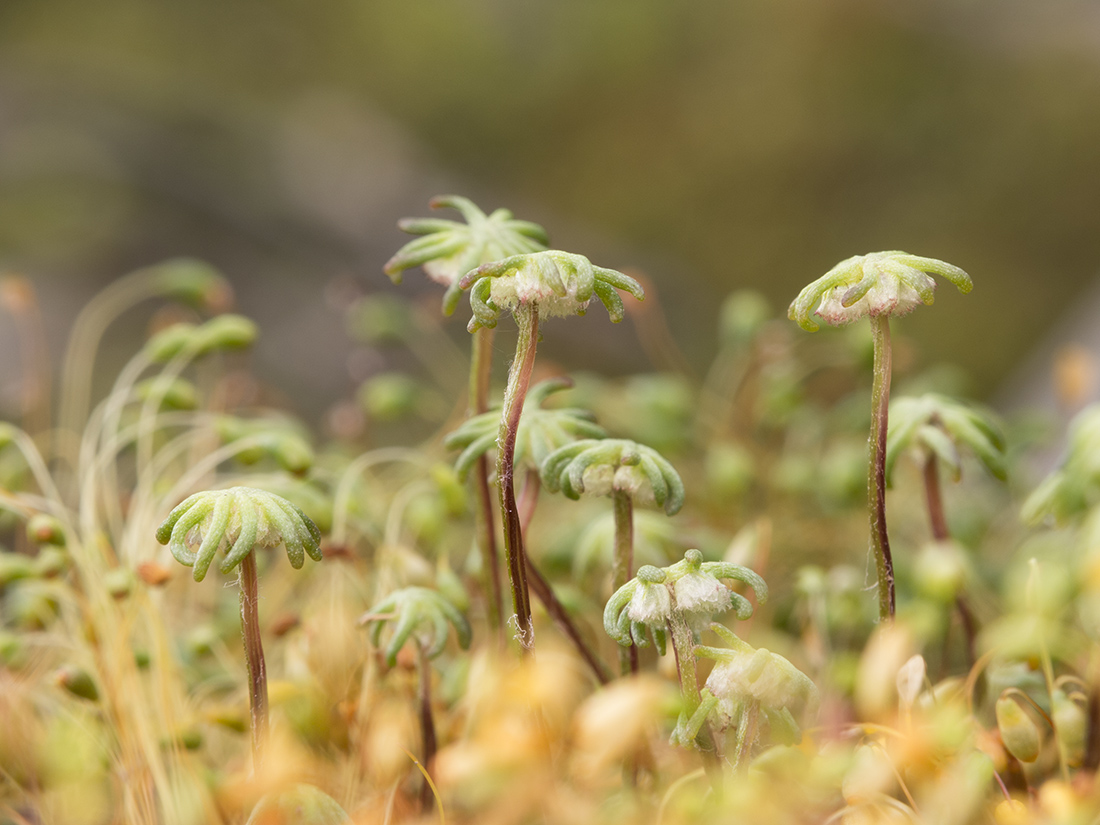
133;344;210;483
731;701;760;772
58;270;173;448
330;448;429;546
470;326;504;631
1028;559;1070;782
6;427;68;514
80;410;203;539
666;607;721;774
612;489;638;676
383;480;436;548
80;350;155;537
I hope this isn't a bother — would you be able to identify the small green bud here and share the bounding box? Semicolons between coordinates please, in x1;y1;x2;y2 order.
995;694;1040;763
33;547;69;579
0;629;27;669
185;625;219;658
104;568;133;599
267;432;314;476
214;416;265;465
1052;689;1087;767
913;541;968;603
144;315;257;363
6;581;59;629
207;705;249;732
145;322;197;362
152;258;233;312
0;552;36;587
134;376;199;411
214;417;314;474
191;314;258;355
26;514;66;547
214;414;249;442
55;665;99;702
164;727;203;751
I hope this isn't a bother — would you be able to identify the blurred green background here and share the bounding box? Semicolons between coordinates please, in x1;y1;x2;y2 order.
2;0;1099;412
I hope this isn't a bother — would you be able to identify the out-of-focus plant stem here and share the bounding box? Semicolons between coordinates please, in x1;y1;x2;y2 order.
470;327;503;632
922;453;977;667
59;267;183;459
612;490;638;676
517;468;612;684
417;643;437;811
524;554;612;685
